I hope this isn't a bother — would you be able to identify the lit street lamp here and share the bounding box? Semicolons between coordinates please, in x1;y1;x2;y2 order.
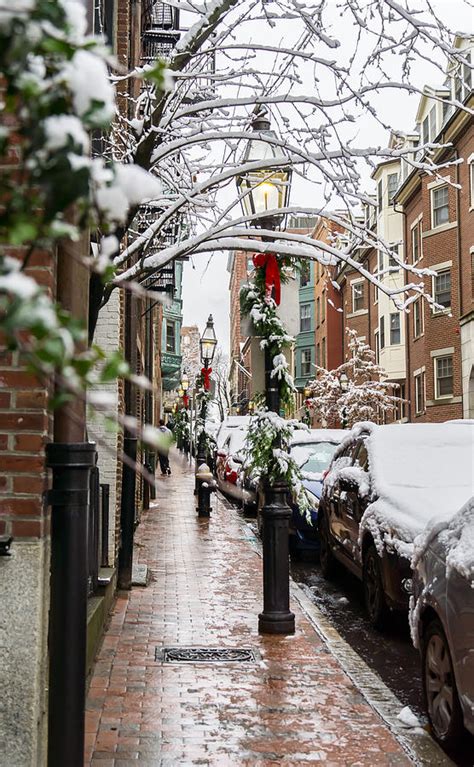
237;106;295;635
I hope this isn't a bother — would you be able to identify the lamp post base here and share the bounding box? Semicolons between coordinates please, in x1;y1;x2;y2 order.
258;610;295;635
258;479;295;636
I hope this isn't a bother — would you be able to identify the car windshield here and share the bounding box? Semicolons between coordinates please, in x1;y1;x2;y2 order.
290;441;338;474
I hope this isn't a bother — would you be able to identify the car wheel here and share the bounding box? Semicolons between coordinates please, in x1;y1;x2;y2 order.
363;544;389;630
319;512;336;578
422;619;464;745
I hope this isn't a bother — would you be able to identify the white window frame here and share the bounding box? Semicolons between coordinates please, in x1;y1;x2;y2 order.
301;348;312;377
469;153;474;210
431;184;449;229
387;172;399;204
432;266;452;314
414;368;426;415
411;216;422;264
388;243;400;271
413;298;424;338
352;281;365;313
389;312;401;345
433;353;454;400
300;302;311;331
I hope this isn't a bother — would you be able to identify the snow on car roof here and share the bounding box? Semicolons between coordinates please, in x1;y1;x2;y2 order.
360;422;474;541
216;417;250;447
290;428;345;446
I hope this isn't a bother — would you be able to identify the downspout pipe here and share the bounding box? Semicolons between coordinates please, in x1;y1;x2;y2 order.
394;203;410;421
48;231;94;767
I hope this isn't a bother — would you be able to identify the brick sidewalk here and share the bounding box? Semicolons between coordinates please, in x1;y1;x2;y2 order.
85;451;413;766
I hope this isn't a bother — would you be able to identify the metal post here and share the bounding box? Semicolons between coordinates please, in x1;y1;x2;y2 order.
117;435;137;590
258;480;295;634
46;441;96;767
88;459;100;596
258;331;295;635
100;483;110;567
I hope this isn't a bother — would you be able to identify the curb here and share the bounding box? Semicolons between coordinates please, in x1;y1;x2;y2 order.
236;510;454;767
291;581;454;767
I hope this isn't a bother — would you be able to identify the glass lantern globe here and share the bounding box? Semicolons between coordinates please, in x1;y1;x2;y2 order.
236;106;292;229
200;314;217;366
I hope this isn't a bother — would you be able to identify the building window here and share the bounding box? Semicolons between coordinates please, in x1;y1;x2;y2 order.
316;297;320;327
300;303;311;331
374;330;380;364
387;173;399;204
352;282;364;312
390;313;401;345
433;269;451;311
377;179;383;212
435;355;453;398
412;221;422;263
422;105;436;146
377;250;384;276
389;244;400;270
470;159;474;208
413;299;423;338
395;383;406;421
300;261;310;287
414;371;425;414
321;337;326;368
316;343;320;367
301;348;312;377
431;185;449;228
380;316;385;349
166;320;176;353
321;291;326;322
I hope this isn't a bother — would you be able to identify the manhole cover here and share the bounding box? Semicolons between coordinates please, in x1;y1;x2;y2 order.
155;647;259;663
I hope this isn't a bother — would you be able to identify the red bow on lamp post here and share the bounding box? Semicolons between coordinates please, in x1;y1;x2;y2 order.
253;252;281;305
201;367;212;390
183;394;189;408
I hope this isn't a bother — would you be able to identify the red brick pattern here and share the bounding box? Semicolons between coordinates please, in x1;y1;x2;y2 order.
85;454;411;766
0;251;54;541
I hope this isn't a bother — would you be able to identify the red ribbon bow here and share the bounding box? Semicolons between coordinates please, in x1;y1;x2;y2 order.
183;394;189;408
201;367;212;390
252;252;281;305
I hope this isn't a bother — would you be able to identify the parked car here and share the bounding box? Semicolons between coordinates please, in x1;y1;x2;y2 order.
319;422;474;629
411;498;474;745
256;429;344;545
215;426;255;508
288;429;344;553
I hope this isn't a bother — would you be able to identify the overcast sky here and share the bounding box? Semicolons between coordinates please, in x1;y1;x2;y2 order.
182;0;472;355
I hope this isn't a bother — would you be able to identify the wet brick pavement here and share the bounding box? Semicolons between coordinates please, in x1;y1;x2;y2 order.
85;451;413;766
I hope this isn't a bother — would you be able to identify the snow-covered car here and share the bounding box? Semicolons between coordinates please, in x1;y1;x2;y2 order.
410;498;474;745
319;422;474;629
215;426;254;507
288;429;344;554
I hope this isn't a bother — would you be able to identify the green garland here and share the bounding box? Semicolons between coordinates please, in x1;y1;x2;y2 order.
243;412;311;519
240;259;296;409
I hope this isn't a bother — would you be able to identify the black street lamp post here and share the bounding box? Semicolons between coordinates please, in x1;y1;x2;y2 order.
236;106;295;635
196;314;217;475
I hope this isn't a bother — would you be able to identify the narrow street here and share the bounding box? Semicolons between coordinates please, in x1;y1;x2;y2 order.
85;452;452;766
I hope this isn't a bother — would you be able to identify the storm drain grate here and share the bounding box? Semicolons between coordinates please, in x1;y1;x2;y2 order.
155;647;259;663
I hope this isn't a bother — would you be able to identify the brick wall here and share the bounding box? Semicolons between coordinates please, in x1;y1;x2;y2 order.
0;248;55;541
